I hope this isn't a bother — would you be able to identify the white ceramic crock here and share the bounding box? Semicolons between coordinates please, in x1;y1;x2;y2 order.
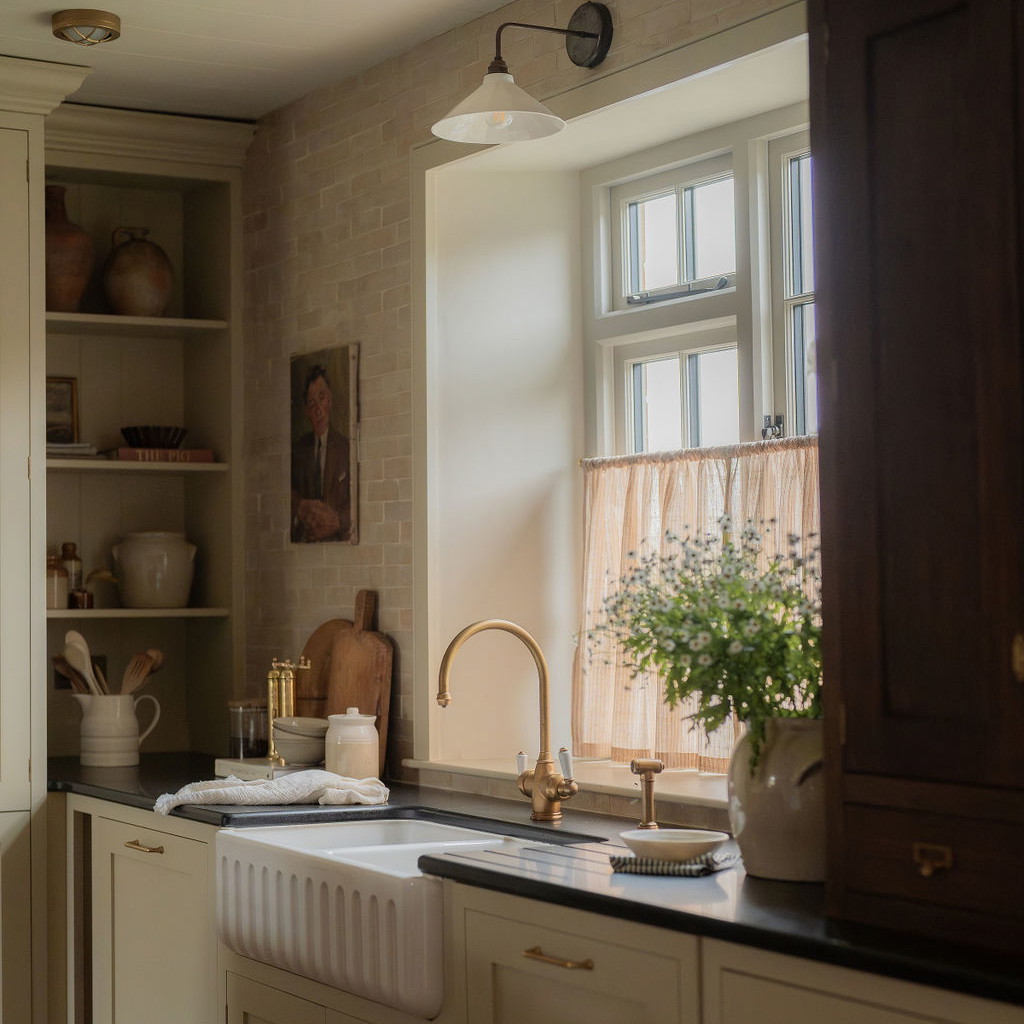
112;530;196;608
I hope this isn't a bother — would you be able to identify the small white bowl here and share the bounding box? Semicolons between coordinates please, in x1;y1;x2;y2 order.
619;828;729;862
273;731;325;766
273;716;329;737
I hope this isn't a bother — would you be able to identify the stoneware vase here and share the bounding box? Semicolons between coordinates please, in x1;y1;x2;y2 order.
112;531;196;608
74;693;161;767
102;226;173;316
44;185;94;312
728;717;825;881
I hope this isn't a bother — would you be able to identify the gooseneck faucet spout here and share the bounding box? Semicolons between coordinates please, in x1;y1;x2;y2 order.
437;619;579;822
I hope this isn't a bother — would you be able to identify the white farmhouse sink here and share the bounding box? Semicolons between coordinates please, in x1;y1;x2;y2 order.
216;817;518;1017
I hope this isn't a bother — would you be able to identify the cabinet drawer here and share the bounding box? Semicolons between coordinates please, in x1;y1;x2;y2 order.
465;907;688;1024
843;803;1024;922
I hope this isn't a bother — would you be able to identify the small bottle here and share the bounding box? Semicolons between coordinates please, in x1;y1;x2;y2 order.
46;556;69;610
325;707;379;779
61;541;83;593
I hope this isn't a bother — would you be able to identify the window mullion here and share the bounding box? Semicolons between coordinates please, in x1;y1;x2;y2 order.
682;184;695;284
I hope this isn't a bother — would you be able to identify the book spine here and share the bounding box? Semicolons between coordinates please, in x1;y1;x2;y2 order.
117;448;214;463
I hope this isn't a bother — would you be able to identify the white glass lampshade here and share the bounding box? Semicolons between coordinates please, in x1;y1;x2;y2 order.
52;10;121;46
431;72;565;144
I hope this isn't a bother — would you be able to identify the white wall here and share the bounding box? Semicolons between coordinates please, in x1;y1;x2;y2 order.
426;168;582;762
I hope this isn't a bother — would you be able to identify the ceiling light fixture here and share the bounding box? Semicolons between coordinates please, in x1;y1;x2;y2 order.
51;9;121;46
431;1;613;145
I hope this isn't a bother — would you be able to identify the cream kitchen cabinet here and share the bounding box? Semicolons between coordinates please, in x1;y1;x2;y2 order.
449;884;699;1024
65;794;218;1024
226;973;379;1024
702;938;1024;1024
43;104;252;759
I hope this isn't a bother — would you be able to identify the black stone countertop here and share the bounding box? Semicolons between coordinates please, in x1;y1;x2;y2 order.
49;753;1024;1010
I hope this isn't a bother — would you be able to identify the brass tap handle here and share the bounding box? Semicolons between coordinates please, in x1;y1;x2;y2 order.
630;757;665;830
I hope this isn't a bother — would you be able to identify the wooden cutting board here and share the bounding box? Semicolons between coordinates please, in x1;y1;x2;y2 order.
296;590;393;777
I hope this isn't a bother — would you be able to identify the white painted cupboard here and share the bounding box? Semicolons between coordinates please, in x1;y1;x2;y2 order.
63;794;218;1024
0;55;91;1024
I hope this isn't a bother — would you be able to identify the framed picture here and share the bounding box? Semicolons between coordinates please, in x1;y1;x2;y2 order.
46;376;79;444
289;344;359;544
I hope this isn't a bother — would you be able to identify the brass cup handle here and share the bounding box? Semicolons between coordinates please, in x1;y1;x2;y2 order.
523;946;594;971
124;839;164;854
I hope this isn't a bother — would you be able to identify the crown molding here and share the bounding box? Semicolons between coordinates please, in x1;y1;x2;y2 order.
45;103;255;168
0;56;91;115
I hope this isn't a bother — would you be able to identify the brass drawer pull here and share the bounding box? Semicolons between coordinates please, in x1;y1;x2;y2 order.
523;946;594;971
912;842;952;877
124;839;164;855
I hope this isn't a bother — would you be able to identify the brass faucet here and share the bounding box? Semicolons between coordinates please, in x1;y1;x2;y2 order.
630;758;664;829
437;619;579;822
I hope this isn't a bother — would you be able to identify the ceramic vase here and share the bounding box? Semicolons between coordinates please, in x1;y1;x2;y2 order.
45;185;94;312
728;717;825;881
112;531;196;608
74;693;161;767
102;226;173;316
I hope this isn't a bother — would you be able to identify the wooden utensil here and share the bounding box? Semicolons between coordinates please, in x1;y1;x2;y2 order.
122;649;161;695
63;632;102;696
52;654;92;695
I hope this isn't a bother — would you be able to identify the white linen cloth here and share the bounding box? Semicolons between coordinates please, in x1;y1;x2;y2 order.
154;769;389;815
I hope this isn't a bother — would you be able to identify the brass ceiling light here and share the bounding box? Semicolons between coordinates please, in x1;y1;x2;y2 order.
51;9;121;46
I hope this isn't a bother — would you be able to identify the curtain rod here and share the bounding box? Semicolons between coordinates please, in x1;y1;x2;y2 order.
579;435;818;469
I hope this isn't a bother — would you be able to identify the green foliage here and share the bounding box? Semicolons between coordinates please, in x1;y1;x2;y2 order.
591;518;822;766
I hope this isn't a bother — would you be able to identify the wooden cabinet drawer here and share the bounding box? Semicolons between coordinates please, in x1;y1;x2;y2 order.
843;803;1024;923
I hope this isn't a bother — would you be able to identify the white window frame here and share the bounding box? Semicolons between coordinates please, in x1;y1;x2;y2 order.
582;104;810;456
615;324;737;453
768;128;815;437
610;153;736;310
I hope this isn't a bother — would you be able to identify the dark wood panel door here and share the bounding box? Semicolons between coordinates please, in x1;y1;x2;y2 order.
813;0;1024;788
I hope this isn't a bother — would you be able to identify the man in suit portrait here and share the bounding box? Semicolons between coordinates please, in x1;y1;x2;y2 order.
291;361;354;543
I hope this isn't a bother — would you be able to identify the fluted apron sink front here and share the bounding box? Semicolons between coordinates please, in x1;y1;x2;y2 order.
216;818;518;1018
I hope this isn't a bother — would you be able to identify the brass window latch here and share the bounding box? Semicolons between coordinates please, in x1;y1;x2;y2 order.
630;758;665;829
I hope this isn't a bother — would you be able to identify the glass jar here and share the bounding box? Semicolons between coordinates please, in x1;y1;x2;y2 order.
228;699;268;759
46;556;69;610
61;540;83;593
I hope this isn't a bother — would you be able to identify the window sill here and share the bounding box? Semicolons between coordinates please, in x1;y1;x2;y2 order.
403;757;728;810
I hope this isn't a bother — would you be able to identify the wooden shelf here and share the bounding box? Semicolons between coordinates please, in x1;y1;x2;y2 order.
46;607;229;620
46;459;227;473
46;312;227;335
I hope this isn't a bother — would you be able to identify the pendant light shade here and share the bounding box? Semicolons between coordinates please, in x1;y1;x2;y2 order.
52;9;121;46
431;2;613;145
431;73;565;144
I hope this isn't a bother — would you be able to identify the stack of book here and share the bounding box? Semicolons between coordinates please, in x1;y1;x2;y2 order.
46;442;97;458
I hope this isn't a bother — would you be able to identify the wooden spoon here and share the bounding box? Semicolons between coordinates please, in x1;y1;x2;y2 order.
52;654;92;695
122;650;161;695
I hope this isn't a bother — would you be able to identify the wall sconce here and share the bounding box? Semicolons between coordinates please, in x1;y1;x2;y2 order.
431;1;613;144
52;9;121;46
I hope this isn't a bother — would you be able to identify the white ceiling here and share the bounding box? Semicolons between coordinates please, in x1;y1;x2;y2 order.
0;0;511;121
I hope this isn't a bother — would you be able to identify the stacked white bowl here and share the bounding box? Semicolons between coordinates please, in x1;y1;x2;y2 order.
273;716;328;766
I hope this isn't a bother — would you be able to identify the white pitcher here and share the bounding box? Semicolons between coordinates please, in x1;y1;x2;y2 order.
74;693;161;767
112;531;196;608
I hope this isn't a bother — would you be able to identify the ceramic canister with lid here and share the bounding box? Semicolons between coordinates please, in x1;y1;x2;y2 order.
325;707;379;780
112;531;196;608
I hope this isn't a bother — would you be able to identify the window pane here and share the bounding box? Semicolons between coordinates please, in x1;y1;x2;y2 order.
792;301;817;435
628;193;678;293
633;356;681;452
689;178;735;281
692;348;739;447
788;154;814;296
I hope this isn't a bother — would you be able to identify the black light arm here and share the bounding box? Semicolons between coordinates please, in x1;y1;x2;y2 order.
487;3;613;74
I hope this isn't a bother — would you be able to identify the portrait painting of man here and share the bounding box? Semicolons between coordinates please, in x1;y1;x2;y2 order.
290;345;359;544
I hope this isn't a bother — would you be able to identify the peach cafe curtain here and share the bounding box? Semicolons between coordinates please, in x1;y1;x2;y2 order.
572;436;819;772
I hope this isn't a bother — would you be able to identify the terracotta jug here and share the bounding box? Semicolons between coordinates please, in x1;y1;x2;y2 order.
102;227;173;316
45;185;94;312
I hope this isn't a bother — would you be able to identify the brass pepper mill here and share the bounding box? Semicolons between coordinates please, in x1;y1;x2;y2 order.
266;656;310;765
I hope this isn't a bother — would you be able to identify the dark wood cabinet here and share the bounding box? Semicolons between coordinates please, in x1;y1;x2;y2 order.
811;0;1024;950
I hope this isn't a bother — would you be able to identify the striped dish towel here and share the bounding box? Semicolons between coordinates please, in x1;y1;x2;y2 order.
609;848;740;876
